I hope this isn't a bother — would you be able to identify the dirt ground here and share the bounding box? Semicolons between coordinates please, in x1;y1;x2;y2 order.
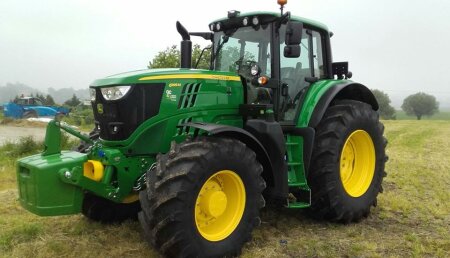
0;125;46;145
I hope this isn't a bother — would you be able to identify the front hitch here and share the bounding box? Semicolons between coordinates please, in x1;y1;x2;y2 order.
43;116;93;156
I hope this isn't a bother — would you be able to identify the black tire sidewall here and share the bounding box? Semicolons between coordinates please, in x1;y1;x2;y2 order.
332;108;385;212
182;145;262;256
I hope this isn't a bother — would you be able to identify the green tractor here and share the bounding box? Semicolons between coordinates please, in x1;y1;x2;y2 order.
16;2;387;257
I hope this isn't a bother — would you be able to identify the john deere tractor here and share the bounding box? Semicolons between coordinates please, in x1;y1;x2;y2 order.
16;1;387;257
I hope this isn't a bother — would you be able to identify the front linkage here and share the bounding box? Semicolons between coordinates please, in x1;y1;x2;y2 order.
16;117;152;216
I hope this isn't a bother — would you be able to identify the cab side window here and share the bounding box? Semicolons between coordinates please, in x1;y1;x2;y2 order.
280;25;326;121
312;31;325;79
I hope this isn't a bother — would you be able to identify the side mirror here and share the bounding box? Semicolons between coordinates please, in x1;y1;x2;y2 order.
285;21;303;45
284;21;302;58
284;45;300;58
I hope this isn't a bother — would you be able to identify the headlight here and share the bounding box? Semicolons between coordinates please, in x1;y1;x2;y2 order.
215;22;221;31
90;88;96;101
100;86;131;100
242;17;249;26
252;16;259;26
250;64;260;76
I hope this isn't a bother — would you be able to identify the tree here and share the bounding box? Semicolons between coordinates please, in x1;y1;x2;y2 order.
64;94;81;107
35;93;45;103
371;89;396;120
45;94;56;106
148;44;211;69
401;92;439;120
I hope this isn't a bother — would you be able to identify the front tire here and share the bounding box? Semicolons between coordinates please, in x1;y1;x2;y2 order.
138;137;266;257
76;130;141;224
308;100;387;222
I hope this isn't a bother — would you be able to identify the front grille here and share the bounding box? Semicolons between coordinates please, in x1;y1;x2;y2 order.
92;83;165;141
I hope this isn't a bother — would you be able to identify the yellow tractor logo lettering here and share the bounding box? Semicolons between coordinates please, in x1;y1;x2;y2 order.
169;82;182;87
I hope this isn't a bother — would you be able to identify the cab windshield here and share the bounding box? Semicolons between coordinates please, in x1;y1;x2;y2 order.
213;25;271;77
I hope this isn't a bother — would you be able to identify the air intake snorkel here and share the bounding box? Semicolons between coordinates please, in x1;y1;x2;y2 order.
176;21;192;68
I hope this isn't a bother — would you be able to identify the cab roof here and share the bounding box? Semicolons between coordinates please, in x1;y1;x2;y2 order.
210;11;329;32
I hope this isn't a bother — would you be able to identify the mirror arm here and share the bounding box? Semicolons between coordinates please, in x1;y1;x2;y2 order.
276;11;291;29
189;32;214;41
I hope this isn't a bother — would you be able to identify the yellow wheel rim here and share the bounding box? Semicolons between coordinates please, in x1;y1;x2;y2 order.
340;130;376;197
195;170;246;241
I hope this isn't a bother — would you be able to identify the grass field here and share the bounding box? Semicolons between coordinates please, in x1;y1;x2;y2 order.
1;120;449;257
395;110;450;120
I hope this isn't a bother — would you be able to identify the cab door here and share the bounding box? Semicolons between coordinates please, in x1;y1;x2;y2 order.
279;25;328;123
278;24;329;203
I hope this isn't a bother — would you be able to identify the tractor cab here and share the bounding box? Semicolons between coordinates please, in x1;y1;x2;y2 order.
15;97;44;106
205;10;334;121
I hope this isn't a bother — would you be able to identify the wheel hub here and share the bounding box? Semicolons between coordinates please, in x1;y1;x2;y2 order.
194;170;246;241
339;130;376;197
200;187;228;218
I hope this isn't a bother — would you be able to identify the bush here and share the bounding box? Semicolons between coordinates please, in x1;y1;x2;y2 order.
64;106;94;128
0;133;79;158
0;136;42;157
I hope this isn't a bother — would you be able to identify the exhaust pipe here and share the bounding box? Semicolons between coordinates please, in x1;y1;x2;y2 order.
176;21;192;68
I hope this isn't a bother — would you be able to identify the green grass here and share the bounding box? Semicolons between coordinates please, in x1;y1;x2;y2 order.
1;121;449;257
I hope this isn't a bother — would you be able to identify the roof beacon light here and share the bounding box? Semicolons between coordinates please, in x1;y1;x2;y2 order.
278;0;288;15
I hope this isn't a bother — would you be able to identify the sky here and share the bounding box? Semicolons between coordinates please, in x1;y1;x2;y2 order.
1;0;450;108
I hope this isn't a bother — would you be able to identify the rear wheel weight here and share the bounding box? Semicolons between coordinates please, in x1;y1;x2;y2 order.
308;100;387;222
139;137;266;257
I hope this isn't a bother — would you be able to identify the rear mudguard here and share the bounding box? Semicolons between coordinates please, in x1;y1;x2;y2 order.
297;80;378;128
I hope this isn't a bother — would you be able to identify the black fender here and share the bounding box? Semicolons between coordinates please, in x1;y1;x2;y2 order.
308;82;378;128
181;122;287;203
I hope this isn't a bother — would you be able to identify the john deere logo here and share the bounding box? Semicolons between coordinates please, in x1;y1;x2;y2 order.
97;103;104;114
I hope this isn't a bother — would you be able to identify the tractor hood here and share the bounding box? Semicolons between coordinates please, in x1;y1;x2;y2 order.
90;68;240;87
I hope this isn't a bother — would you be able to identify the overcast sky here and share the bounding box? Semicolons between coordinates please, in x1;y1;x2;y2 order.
1;0;449;107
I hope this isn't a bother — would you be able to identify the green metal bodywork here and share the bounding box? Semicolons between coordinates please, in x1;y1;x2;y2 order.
93;69;244;152
17;151;86;216
15;11;363;216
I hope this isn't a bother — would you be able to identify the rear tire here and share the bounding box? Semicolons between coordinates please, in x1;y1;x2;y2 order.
308;100;387;222
139;137;266;257
23;110;38;118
